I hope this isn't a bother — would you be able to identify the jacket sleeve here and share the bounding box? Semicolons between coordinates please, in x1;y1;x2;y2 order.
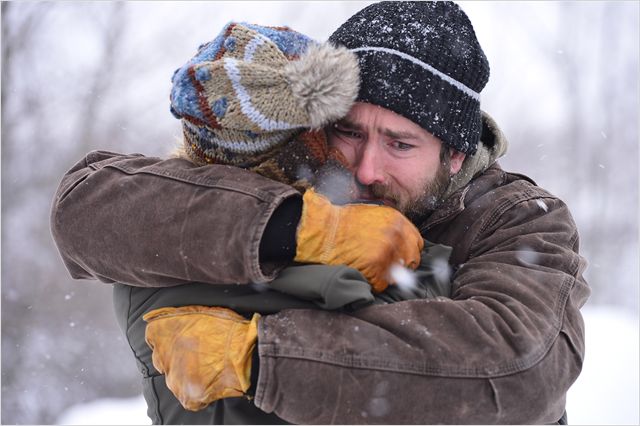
50;150;300;287
254;190;590;424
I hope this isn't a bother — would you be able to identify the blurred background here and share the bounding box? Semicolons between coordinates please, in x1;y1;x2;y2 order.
1;1;638;424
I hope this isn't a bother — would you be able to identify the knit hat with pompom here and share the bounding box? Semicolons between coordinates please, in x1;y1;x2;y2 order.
170;22;360;168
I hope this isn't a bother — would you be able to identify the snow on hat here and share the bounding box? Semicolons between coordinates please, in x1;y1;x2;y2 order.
170;22;360;167
329;1;490;155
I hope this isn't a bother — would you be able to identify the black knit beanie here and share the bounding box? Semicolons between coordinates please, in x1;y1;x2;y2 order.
329;1;489;155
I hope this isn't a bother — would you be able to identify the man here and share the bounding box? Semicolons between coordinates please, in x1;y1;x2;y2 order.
50;2;589;424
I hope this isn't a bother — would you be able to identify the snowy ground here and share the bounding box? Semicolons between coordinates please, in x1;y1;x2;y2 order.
565;305;639;425
56;305;639;425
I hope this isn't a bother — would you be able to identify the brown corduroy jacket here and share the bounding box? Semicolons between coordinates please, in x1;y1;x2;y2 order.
254;162;590;424
51;141;589;423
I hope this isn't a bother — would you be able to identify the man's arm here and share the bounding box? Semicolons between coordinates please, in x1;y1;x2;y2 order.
50;150;301;287
253;193;590;424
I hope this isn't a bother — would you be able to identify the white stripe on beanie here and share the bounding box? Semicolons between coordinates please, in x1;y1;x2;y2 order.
351;46;481;102
244;33;269;63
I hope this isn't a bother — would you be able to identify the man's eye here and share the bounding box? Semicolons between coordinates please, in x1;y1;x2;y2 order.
390;141;415;151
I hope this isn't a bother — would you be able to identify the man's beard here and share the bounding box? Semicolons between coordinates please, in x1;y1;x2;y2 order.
367;154;452;224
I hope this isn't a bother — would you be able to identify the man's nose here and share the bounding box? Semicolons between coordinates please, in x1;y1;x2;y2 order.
353;141;385;186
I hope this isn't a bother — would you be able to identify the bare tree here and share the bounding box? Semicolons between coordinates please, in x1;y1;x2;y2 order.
489;2;639;310
2;3;141;424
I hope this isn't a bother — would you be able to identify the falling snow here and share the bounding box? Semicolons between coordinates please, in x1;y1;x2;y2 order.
516;246;541;266
389;263;418;290
536;199;549;212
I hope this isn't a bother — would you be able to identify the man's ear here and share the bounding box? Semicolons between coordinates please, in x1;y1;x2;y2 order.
449;148;466;174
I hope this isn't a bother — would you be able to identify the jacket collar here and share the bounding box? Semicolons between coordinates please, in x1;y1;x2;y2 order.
419;111;509;231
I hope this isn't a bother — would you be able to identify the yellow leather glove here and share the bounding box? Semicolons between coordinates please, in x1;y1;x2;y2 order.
294;188;424;293
143;306;260;411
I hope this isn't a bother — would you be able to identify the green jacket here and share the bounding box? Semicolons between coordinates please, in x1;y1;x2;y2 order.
112;243;452;424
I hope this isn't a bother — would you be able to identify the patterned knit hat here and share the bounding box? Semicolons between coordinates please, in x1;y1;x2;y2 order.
329;1;490;155
170;22;360;167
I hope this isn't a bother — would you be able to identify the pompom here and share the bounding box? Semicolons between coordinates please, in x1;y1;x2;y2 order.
284;43;360;129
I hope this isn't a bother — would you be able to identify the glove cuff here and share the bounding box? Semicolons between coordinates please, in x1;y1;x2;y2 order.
246;338;261;399
233;313;260;394
294;188;340;265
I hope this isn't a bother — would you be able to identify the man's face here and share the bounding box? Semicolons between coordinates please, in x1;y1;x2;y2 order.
326;102;466;221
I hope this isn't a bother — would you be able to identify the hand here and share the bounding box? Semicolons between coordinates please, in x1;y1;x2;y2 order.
294;188;424;293
143;306;259;411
